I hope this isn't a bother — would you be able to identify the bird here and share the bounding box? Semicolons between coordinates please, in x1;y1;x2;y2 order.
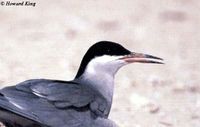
0;41;163;127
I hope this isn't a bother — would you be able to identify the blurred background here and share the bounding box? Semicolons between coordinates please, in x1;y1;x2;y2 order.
0;0;200;127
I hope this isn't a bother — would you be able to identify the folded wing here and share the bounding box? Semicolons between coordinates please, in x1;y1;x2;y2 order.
0;79;95;126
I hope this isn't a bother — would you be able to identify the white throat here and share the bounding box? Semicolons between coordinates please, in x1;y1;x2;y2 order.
80;55;127;102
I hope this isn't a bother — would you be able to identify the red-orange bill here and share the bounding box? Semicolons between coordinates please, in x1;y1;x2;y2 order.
120;52;164;64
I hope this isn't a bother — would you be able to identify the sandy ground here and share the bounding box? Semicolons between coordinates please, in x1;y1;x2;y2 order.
0;0;200;127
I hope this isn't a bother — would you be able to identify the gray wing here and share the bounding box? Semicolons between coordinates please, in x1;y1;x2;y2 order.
0;79;95;126
23;79;95;108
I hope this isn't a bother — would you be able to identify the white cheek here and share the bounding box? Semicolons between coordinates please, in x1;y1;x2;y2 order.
85;55;125;76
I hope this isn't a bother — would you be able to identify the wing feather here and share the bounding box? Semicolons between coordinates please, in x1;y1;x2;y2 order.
0;79;95;126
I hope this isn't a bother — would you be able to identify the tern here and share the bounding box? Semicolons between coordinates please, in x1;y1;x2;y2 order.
0;41;163;127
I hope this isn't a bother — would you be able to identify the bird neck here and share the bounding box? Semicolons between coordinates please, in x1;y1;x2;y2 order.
78;71;115;104
75;55;126;105
75;72;114;117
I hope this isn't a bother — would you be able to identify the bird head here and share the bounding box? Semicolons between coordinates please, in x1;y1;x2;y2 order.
75;41;163;79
